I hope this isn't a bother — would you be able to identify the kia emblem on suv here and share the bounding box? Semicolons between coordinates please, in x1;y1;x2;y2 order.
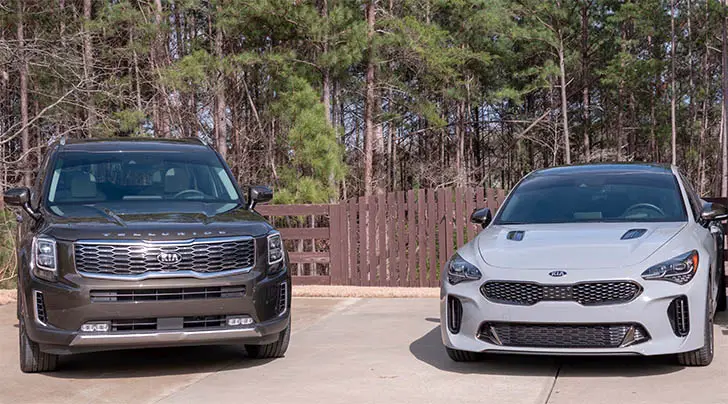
157;252;182;265
549;270;567;277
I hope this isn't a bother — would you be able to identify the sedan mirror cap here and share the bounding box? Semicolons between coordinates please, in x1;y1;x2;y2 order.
470;207;492;228
247;186;273;210
701;202;728;222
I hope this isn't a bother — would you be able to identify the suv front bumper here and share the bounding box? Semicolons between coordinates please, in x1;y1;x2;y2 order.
22;269;290;355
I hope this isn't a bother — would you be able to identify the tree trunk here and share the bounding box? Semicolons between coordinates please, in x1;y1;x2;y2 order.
722;0;728;196
82;0;96;136
363;0;376;196
671;0;678;166
17;0;30;187
558;34;570;165
214;17;227;159
581;0;590;162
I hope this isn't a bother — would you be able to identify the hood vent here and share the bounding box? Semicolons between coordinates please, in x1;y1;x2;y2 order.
506;231;525;241
621;229;647;240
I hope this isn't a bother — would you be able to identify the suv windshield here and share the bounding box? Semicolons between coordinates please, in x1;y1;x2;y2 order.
495;172;688;224
45;151;241;208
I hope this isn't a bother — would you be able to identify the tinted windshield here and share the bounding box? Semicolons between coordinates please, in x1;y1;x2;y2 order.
45;151;241;207
495;172;687;224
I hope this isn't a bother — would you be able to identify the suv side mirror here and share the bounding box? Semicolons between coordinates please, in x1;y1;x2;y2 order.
470;207;492;228
247;186;273;210
701;202;728;222
4;187;40;220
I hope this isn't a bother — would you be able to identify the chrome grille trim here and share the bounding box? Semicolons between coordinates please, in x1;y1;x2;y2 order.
74;236;256;280
481;280;642;306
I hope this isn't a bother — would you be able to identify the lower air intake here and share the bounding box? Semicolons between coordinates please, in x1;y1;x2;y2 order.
668;296;690;337
478;322;650;348
447;296;463;334
34;291;47;324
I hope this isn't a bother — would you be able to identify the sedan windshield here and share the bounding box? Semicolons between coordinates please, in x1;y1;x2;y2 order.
496;171;688;224
45;151;241;207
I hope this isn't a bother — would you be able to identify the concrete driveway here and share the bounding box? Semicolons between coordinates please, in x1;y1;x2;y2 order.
1;298;727;404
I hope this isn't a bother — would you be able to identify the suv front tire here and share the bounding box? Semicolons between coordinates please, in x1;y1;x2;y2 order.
19;319;58;373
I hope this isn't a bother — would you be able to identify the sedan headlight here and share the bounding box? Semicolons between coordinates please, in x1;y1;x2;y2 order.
446;254;482;285
32;236;57;282
641;250;698;285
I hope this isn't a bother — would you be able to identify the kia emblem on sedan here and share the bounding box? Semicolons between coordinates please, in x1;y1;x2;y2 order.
548;270;567;277
157;252;182;265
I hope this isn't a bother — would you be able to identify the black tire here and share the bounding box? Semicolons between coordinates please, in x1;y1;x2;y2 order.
19;320;58;373
445;347;482;362
245;324;290;359
677;282;714;367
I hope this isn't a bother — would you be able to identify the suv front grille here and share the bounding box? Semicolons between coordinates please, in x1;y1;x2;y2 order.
90;286;246;302
111;318;157;331
74;236;255;277
481;281;641;306
183;315;225;329
478;322;650;348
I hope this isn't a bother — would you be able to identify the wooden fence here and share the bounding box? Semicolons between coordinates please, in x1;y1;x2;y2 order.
257;187;507;287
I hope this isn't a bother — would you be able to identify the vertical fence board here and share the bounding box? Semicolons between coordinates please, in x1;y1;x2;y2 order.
455;188;465;248
329;204;341;285
348;198;358;285
377;193;386;286
496;188;506;208
486;188;497;211
358;196;368;286
444;187;455;261
407;189;417;286
339;202;349;284
437;188;448;284
465;187;476;242
427;189;438;287
367;195;377;286
387;190;398;286
417;189;427;287
397;191;407;286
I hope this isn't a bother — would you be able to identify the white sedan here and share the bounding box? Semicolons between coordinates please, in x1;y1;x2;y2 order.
441;164;727;366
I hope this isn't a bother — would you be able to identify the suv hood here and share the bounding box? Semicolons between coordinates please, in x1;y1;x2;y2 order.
477;222;687;269
40;202;272;241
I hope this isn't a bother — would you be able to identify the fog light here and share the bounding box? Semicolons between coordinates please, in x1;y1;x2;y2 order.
226;315;254;327
81;321;111;333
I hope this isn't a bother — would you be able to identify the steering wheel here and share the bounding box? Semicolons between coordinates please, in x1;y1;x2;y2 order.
173;189;206;199
622;203;665;218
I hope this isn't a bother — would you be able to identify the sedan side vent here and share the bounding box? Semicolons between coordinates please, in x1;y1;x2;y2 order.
621;229;647;240
506;231;525;241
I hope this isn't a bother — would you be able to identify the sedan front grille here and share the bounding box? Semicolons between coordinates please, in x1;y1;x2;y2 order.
90;286;246;302
481;281;641;306
478;322;650;348
74;236;255;277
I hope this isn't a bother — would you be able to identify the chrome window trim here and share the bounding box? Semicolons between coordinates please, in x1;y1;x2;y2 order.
73;235;256;280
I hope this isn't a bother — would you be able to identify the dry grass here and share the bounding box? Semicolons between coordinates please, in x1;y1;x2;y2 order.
292;285;439;298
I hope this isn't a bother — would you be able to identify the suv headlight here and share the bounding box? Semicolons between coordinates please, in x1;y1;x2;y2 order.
641;250;698;285
268;232;284;265
446;254;482;285
32;236;57;282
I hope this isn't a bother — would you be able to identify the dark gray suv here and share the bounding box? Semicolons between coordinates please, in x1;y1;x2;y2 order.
4;138;291;373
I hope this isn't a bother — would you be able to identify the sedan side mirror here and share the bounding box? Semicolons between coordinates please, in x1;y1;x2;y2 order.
4;187;40;220
247;186;273;210
701;202;728;222
470;208;492;228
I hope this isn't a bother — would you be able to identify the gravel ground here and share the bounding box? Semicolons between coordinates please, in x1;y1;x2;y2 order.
0;285;438;305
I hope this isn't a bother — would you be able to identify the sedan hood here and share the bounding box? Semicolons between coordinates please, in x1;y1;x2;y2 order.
477;222;687;269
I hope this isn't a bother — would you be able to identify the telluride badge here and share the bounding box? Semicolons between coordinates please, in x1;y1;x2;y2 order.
549;270;567;277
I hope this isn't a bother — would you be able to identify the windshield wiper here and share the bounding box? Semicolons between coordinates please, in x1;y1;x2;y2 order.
84;205;127;227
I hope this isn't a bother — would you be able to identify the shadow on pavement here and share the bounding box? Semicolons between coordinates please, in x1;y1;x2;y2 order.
45;345;273;379
410;322;684;377
714;311;728;334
